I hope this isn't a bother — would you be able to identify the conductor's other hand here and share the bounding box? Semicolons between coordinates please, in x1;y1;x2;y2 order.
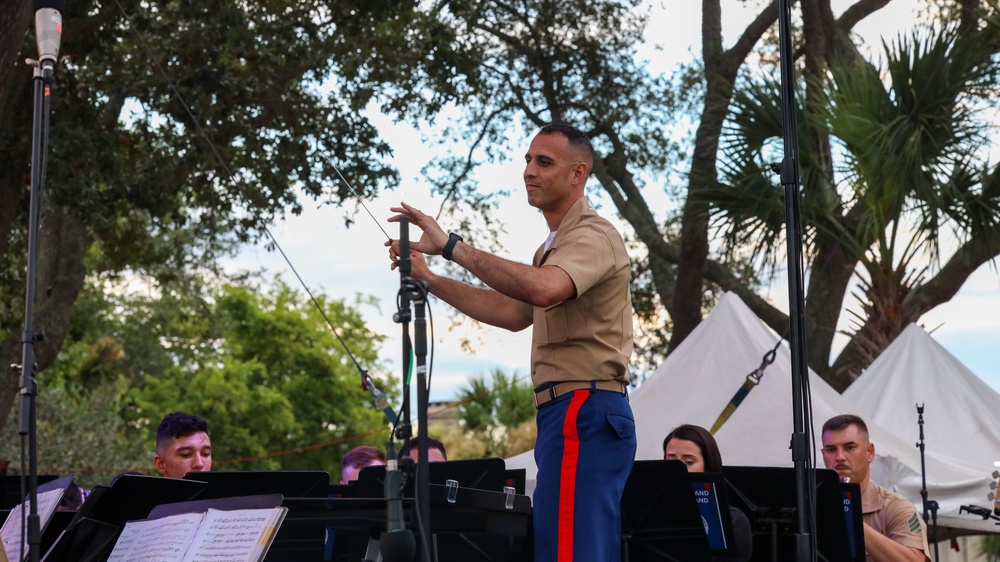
387;202;448;256
387;245;431;280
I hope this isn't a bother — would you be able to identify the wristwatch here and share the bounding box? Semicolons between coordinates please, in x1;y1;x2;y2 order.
442;232;462;261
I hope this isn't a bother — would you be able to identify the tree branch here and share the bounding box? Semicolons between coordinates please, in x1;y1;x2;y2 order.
902;229;1000;318
726;1;780;75
837;0;894;32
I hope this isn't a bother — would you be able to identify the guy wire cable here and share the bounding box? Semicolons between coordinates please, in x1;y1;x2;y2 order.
108;0;436;419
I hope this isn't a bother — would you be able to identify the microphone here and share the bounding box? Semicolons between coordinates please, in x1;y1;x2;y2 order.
367;378;399;425
33;0;64;69
379;458;415;562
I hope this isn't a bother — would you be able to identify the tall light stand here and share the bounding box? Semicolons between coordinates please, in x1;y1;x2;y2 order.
775;0;817;560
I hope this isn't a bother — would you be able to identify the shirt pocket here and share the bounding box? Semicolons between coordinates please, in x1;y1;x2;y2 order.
533;303;568;344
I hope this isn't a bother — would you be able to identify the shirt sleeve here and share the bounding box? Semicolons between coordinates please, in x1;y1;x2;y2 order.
882;496;928;553
545;225;619;298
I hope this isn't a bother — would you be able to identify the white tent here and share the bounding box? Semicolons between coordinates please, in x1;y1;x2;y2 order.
630;291;848;465
844;322;1000;559
507;292;998;535
844;323;1000;474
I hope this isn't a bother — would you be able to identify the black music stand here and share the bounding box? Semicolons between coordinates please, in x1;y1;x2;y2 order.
62;495;286;562
352;460;525;562
352;458;508;499
722;467;857;562
503;469;526;496
71;474;206;529
327;483;354;498
178;472;330;559
40;518;119;562
42;474;206;562
183;470;329;500
39;511;76;557
620;460;712;562
287;475;532;562
148;493;284;519
0;475;58;510
1;474;76;559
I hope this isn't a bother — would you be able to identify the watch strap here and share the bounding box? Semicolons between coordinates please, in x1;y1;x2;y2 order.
442;232;462;261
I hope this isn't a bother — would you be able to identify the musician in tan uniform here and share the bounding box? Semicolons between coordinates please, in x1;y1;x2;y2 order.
821;414;929;562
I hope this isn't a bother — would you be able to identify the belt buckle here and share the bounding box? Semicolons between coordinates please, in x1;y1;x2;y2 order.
533;384;559;408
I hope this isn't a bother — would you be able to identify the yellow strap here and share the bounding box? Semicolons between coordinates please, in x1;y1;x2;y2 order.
709;376;760;434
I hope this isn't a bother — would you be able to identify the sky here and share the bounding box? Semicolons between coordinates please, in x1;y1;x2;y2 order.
223;0;1000;404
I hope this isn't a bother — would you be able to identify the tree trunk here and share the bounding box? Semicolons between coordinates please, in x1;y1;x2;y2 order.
830;228;1000;390
803;242;857;378
670;0;778;352
789;0;893;380
0;0;31;113
0;1;33;258
0;209;88;434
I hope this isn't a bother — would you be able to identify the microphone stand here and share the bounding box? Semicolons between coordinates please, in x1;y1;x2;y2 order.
412;264;432;562
775;1;817;560
17;52;56;562
916;403;939;561
392;218;433;562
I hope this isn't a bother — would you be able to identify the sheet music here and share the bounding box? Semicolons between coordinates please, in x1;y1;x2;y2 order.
0;487;65;562
181;508;283;562
1;502;27;562
106;512;204;562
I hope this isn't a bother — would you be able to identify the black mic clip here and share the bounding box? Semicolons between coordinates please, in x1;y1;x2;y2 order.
960;504;1000;521
403;277;429;297
396;277;429;318
392;308;412;324
397;454;415;472
396;423;412;441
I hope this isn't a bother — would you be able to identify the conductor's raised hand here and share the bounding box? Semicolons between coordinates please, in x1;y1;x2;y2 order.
386;202;448;256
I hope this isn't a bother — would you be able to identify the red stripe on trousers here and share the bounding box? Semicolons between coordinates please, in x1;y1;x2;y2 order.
557;390;589;562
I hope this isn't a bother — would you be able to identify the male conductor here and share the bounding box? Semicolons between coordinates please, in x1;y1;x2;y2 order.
387;123;635;562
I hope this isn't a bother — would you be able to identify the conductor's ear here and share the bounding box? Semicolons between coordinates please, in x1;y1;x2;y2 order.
573;161;590;185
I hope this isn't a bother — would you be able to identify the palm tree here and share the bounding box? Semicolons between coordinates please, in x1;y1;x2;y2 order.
453;369;535;458
980;533;1000;560
710;18;1000;390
